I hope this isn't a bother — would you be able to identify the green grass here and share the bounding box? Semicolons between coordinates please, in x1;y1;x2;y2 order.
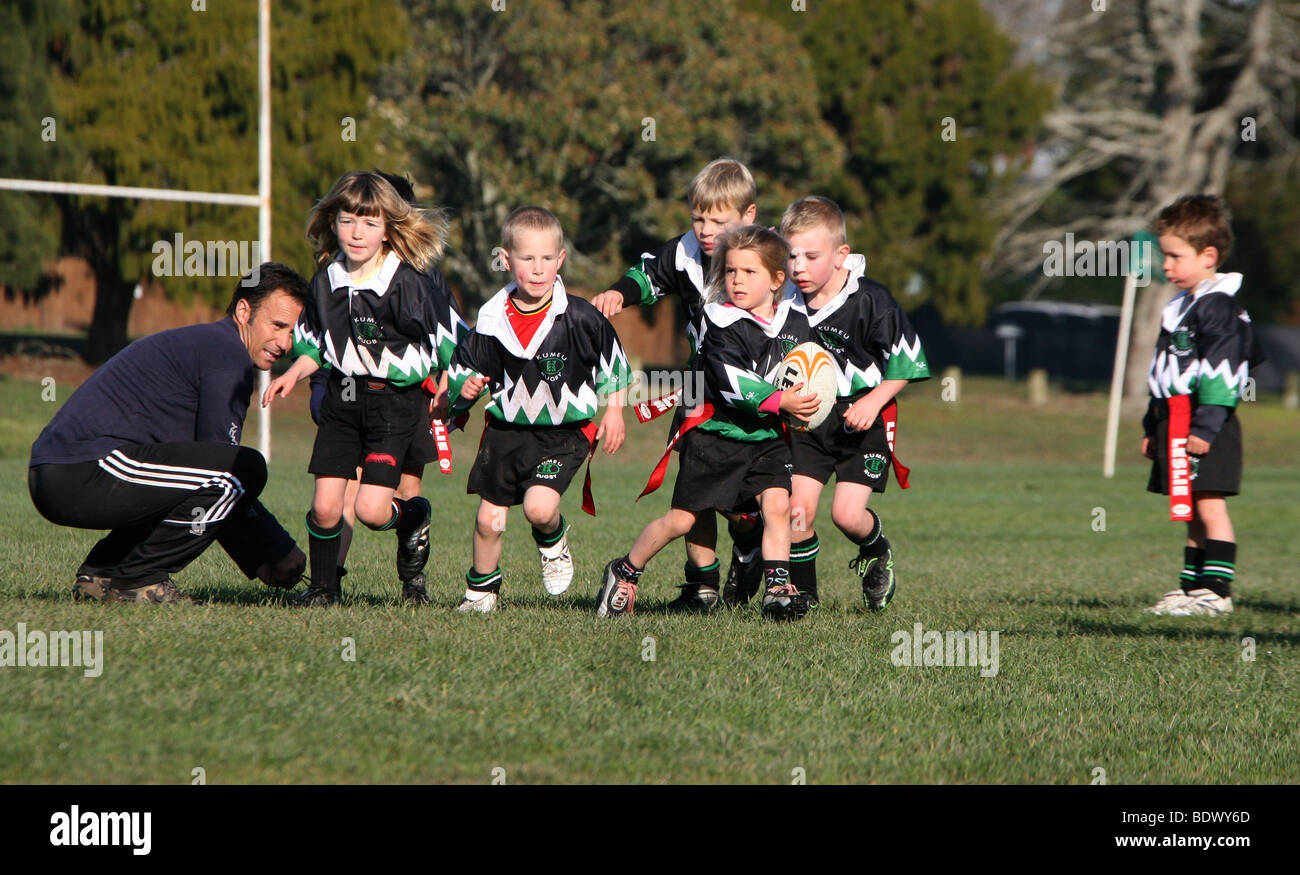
1;373;1296;783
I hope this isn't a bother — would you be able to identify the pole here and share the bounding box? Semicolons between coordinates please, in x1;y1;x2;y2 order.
1103;272;1137;478
257;0;273;461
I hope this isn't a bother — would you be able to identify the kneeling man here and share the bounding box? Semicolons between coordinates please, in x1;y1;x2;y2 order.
28;263;310;603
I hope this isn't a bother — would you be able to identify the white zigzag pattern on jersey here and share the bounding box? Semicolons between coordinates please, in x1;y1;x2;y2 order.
598;347;630;387
328;336;428;378
1148;351;1198;397
718;362;767;406
446;361;477;382
495;373;600;424
889;335;924;364
294;322;319;348
1198;359;1245;390
839;359;883;395
429;322;462;364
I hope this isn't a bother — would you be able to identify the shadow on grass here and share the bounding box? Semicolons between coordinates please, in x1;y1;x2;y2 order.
1005;595;1121;610
1236;599;1299;616
1061;615;1300;645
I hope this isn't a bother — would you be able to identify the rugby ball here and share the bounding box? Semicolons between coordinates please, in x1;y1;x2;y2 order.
777;342;837;432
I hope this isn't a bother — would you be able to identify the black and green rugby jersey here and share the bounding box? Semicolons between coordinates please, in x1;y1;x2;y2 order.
608;230;709;363
448;278;632;427
695;289;811;443
1144;272;1262;442
799;254;929;397
292;251;466;387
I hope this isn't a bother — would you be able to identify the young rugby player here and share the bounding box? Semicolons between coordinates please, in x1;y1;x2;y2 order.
448;207;631;613
597;225;821;621
590;158;766;613
303;172;462;596
781;197;929;610
263;171;463;606
1142;195;1261;616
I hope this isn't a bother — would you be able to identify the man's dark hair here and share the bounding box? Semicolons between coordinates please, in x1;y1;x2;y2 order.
226;262;310;316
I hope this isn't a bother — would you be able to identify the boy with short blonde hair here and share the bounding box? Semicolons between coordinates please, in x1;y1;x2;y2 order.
1142;194;1261;616
590;158;762;613
781;196;930;611
449;206;631;612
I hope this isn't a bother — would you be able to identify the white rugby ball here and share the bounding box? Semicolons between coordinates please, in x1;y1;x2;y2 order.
777;342;837;432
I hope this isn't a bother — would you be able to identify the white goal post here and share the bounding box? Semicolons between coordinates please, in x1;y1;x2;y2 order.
0;0;276;460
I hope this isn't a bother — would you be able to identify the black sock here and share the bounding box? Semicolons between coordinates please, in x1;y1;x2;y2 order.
856;508;890;558
532;514;566;547
729;516;762;563
1199;540;1235;598
763;561;790;592
394;497;431;536
615;555;643;581
466;567;502;594
790;535;819;600
684;560;720;590
306;512;344;591
1180;546;1204;593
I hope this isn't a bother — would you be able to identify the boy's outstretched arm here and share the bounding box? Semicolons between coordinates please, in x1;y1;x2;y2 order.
597;390;626;454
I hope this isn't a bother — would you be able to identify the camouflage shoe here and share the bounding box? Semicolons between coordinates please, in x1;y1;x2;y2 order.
72;574;111;602
298;583;342;607
104;580;198;605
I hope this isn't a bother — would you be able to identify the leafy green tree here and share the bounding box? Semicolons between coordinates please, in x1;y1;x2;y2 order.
6;0;405;363
0;0;74;297
753;0;1053;323
377;0;845;307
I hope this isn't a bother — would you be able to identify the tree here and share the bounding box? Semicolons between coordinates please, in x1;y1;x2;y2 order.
0;0;74;298
375;0;845;307
987;0;1299;397
753;0;1054;323
7;0;406;363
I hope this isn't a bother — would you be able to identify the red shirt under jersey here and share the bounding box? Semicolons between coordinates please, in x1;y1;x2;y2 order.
506;295;552;348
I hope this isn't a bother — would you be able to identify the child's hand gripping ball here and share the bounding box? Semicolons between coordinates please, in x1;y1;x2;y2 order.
778;342;837;432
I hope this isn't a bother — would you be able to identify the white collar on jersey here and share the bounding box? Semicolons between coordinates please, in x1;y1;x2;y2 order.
674;230;706;296
703;282;803;338
474;276;571;359
800;253;867;326
1163;272;1244;331
327;250;402;296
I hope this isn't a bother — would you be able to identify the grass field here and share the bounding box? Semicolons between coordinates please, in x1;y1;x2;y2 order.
1;370;1296;784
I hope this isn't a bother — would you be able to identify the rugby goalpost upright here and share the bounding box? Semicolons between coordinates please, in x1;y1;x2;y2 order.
0;0;277;461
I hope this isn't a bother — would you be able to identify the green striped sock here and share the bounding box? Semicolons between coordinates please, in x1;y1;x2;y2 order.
790;534;819;599
1199;540;1235;598
466;567;502;593
1180;546;1204;593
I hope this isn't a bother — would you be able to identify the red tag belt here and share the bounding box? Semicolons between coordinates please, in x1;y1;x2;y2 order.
637;403;716;500
881;399;911;489
1166;395;1193;521
634;389;682;423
